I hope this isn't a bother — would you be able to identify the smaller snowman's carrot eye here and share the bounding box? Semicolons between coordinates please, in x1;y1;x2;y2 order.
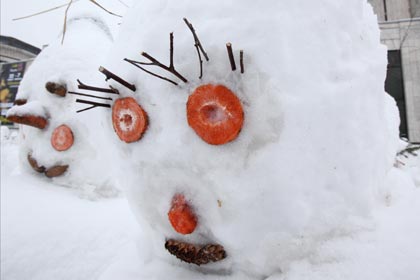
187;84;244;145
112;97;148;143
51;124;74;151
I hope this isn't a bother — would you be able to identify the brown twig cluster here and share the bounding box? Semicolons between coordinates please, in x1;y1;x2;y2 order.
125;33;188;86
74;77;123;113
226;43;245;74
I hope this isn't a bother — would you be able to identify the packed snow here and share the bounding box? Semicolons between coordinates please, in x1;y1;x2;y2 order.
8;11;121;196
2;0;420;279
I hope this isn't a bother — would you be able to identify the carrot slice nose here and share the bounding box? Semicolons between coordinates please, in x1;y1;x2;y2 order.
112;97;148;143
187;84;244;145
51;125;74;151
168;194;197;235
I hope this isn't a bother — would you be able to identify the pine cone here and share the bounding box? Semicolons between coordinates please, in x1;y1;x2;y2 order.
165;239;226;266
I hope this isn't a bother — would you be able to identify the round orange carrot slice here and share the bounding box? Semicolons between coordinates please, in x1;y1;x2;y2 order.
168;194;198;235
51;125;74;151
187;84;244;145
112;97;148;143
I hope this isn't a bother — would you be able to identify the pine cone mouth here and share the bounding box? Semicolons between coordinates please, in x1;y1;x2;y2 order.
165;239;227;266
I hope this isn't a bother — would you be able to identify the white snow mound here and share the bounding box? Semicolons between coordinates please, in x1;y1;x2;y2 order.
100;0;401;278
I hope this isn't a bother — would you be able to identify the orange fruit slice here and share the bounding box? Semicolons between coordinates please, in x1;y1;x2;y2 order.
51;125;74;151
168;194;197;235
112;97;148;143
187;84;244;145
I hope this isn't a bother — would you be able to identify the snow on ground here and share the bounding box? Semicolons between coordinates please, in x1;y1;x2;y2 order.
2;126;419;280
1;128;139;280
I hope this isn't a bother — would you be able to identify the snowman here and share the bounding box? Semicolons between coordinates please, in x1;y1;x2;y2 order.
7;13;120;196
91;0;402;278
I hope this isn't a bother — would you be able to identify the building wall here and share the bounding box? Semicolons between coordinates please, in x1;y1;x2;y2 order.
369;0;411;21
386;0;411;20
369;0;420;143
0;44;37;63
410;0;420;17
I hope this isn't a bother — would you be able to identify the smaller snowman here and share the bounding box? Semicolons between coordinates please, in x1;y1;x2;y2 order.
7;13;120;196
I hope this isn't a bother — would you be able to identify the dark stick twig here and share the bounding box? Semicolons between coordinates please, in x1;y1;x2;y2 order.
77;79;119;94
124;58;178;85
226;43;236;71
183;18;209;61
69;91;113;101
240;50;244;74
99;66;136;91
76;99;111;113
195;46;204;79
125;33;188;85
183;18;209;79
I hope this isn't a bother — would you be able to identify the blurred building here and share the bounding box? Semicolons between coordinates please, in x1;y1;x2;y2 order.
0;36;41;125
0;35;41;63
369;0;420;143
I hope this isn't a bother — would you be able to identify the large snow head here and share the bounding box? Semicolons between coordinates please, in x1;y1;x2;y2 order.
108;0;400;277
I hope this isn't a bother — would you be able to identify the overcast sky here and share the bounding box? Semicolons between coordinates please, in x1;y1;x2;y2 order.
0;0;130;48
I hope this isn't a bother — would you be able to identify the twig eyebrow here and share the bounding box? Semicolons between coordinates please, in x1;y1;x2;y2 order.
69;91;113;101
124;33;188;86
75;99;111;113
240;50;245;74
183;18;209;79
226;43;236;71
226;43;245;74
77;79;119;94
99;66;136;91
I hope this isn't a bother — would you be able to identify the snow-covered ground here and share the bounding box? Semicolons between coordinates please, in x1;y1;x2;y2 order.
1;127;419;280
1;127;139;280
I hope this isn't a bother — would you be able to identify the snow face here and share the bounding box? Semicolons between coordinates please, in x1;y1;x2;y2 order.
102;0;400;278
11;15;119;197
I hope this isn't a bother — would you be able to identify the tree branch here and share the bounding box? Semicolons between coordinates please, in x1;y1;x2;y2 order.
98;66;136;91
12;0;80;21
88;0;122;17
61;0;74;45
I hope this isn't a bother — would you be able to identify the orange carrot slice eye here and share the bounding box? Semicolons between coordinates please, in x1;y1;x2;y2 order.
51;125;74;151
168;194;198;235
112;97;148;143
187;84;244;145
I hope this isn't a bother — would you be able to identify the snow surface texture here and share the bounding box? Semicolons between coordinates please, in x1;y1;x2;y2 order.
2;132;420;280
9;12;120;197
0;138;138;280
95;0;402;278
